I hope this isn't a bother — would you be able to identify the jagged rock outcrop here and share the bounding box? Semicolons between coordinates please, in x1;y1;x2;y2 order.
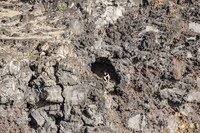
0;0;200;133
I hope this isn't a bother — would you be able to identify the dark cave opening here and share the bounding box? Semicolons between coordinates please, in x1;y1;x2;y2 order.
91;57;120;85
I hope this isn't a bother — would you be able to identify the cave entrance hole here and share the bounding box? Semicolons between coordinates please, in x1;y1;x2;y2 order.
91;57;120;85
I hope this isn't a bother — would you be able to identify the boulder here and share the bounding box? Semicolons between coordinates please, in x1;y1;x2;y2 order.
186;90;200;103
30;109;45;127
128;114;141;131
62;85;86;105
0;78;15;104
189;22;200;33
42;85;63;103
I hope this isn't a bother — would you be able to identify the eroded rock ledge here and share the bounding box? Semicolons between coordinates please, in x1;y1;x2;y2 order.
0;0;200;133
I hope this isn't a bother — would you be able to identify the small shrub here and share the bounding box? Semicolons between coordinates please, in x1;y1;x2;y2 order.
47;21;51;24
57;3;65;10
29;52;32;57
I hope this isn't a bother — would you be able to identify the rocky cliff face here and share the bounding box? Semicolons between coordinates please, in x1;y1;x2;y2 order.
0;0;200;132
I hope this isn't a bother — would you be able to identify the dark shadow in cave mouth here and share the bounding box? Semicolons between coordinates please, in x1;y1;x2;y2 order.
91;57;120;85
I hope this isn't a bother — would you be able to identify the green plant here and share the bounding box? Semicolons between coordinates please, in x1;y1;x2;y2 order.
47;21;51;24
34;53;38;56
71;40;74;44
29;52;32;57
57;3;65;10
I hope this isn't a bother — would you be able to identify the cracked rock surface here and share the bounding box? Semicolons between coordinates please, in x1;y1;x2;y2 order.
0;0;200;133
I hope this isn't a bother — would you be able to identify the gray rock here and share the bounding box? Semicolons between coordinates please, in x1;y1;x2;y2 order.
71;20;84;35
19;68;32;84
26;89;40;105
56;45;73;58
131;0;143;6
159;88;185;103
0;78;15;104
86;126;115;133
128;114;141;131
3;61;20;76
40;109;58;133
31;109;45;127
56;60;82;86
145;25;159;33
20;13;34;23
93;115;104;126
42;85;63;103
58;72;79;86
82;115;95;126
31;3;45;16
180;104;195;116
189;22;200;33
62;85;86;105
95;6;124;28
0;105;13;117
63;104;71;121
167;116;178;133
141;115;148;132
83;104;98;119
42;121;57;133
59;121;83;133
186;90;200;103
15;88;25;105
